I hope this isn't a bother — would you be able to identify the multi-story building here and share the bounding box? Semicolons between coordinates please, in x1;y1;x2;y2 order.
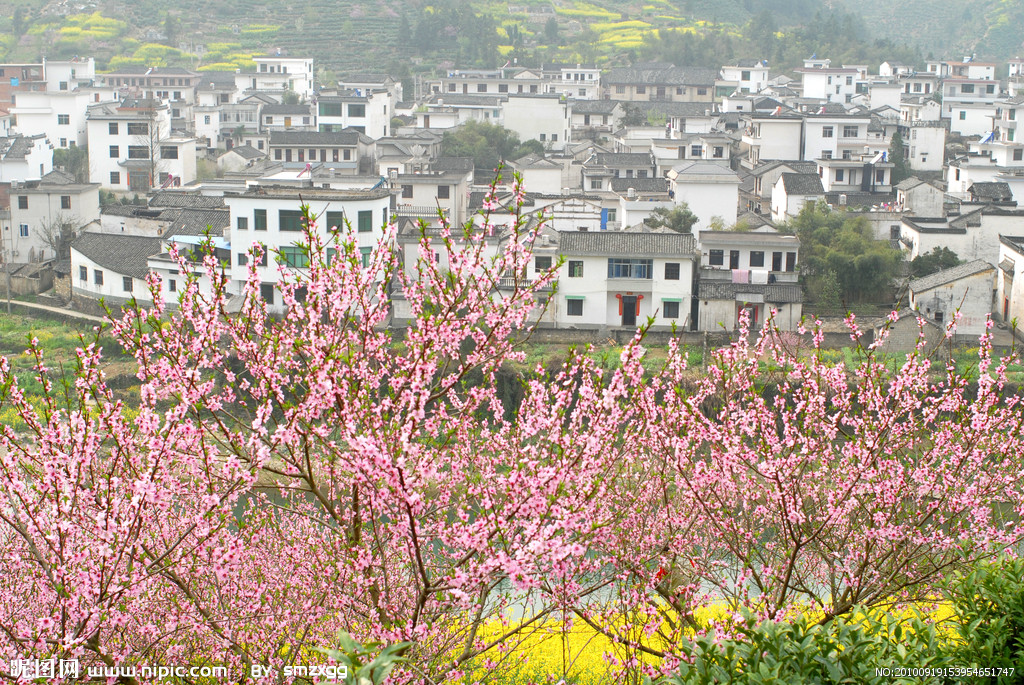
0;133;53;182
7;169;100;262
237;55;315;101
554;230;697;330
503;94;571;152
267;129;377;175
996;234;1024;326
9;89;98;148
86;99;197;191
224;185;391;310
316;89;391;138
603;63;717;103
802;111;875;162
719;60;771;95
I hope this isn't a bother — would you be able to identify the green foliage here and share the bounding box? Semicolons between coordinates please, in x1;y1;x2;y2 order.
52;146;90;184
943;558;1024;679
317;632;413;685
643;204;699;234
889;132;911;184
654;608;948;685
441;120;541;172
786;201;902;304
911;247;963;279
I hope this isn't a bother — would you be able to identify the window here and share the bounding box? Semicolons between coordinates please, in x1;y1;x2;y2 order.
785;252;796;271
238;253;248;266
539;134;546;141
713;146;724;158
590;179;602;190
1014;149;1023;161
160;146;178;159
326;211;345;231
750;251;765;267
94;270;104;285
343;149;351;160
841;150;852;160
260;284;274;304
360;247;372;268
568;260;583;277
110;171;120;185
237;216;248;231
821;151;833;159
607;258;653;279
836;169;845;182
123;276;133;292
845;76;853;86
279;209;304;232
128;146;148;159
535;256;552;271
709;249;724;266
274;149;282;160
961;83;975;94
437;185;450;199
842;125;858;138
697;87;708;96
986;84;995;94
79;266;87;281
357;210;372;233
17;195;28;209
57;114;70;125
566;297;584;316
498;84;508;93
663;300;680;319
959;111;967;120
18;224;28;237
664;262;680;280
61;195;71;210
876;169;886;183
320;102;342;117
169;279;177;292
822;126;834;138
109;144;120;158
280;246;309;267
127;122;148;135
60;138;67;147
348;104;365;117
741;70;751;80
691;144;702;157
108;122;118;134
402;185;413;198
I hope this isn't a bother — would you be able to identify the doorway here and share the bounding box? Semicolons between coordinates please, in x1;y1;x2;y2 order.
622;295;637;327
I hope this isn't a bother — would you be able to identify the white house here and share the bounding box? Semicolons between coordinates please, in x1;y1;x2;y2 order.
795;65;860;103
901;207;1024;265
666;161;740;231
944;101;998;137
224;185;392;312
555;66;602;100
996;235;1024;326
9;90;97;148
502;94;570;151
0;134;53;182
908;259;995;335
695;230;802;331
554;230;697;330
803;112;875;162
507;154;565;194
7;169;100;262
739;113;804;165
720;60;771;95
86;99;197;191
241;55;315;101
897;120;946;171
70;231;162;305
317;89;391;139
771;172;824;223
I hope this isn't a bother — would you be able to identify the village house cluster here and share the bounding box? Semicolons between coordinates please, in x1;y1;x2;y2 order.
1;52;1023;338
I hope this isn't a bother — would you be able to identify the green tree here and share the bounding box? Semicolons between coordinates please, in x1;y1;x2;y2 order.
911;246;962;278
163;13;179;48
889;131;911;184
643;204;699;234
543;17;559;44
52;146;90;184
786;201;902;303
441;120;539;171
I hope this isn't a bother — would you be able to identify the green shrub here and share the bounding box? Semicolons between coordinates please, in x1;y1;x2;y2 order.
943;558;1024;681
655;608;948;685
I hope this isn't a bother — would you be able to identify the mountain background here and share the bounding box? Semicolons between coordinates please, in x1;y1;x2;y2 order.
0;0;1020;77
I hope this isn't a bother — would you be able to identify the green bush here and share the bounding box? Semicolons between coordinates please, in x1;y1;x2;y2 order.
656;608;948;685
943;558;1024;682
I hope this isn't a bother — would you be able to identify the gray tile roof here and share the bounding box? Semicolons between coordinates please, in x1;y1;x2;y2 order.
619;100;717;117
160;208;229;237
908;259;995;293
72;233;162;279
1000;235;1024;255
0;135;41;160
223;144;265;160
572;100;620;114
558;230;696;257
605;64;718;86
969;181;1012;199
149;191;226;209
781;172;824;195
697;280;804;303
591;152;653;167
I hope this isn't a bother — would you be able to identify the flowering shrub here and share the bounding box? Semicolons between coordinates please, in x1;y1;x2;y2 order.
1;182;1022;683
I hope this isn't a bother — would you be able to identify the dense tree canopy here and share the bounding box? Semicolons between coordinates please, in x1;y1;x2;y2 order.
785;201;903;305
911;246;963;279
441;120;544;171
643;204;699;234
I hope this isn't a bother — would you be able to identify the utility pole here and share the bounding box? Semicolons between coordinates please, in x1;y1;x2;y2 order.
3;231;11;314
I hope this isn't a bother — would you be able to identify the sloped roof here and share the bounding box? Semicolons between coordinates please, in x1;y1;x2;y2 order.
908;259;995;293
605;64;718;87
895;176;927;191
572;100;621;114
511;153;562;169
149;191;225;209
559;230;696;257
72;233;161;279
697;281;804;303
269;129;370;146
223;144;264;160
160;208;229;237
609;177;669;193
431;156;475;173
969;181;1012;199
591;152;653;167
780;172;824;195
